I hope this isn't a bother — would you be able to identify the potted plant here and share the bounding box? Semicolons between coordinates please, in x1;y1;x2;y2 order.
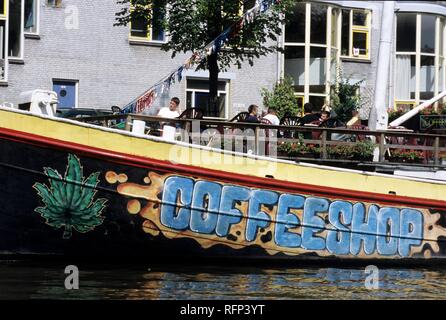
278;136;321;159
330;77;364;123
388;149;424;164
261;77;301;119
327;140;375;161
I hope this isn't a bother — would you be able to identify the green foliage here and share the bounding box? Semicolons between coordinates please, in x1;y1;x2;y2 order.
261;77;300;119
33;154;107;239
330;78;363;123
115;0;294;70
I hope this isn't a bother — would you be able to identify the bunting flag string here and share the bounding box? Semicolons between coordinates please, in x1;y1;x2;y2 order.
121;0;281;115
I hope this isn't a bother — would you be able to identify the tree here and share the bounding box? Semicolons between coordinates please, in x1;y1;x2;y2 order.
115;0;294;114
330;78;363;123
261;76;300;119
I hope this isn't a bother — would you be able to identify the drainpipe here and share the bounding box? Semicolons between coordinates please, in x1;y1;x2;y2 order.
369;1;395;130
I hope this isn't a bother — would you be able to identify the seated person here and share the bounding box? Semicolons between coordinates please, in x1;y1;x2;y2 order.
157;97;181;119
157;97;181;140
262;107;280;125
318;111;331;125
246;104;260;123
301;102;321;125
346;110;361;127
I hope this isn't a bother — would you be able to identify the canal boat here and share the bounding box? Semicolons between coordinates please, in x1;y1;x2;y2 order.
0;99;445;264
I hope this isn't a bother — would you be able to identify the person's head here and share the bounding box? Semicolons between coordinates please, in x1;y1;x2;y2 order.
320;111;330;121
304;102;314;114
170;97;180;111
267;107;277;115
248;104;259;116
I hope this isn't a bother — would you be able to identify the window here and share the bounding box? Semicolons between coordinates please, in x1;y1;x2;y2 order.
186;78;229;119
47;0;61;7
0;0;5;16
395;13;445;108
341;8;371;59
24;0;38;34
284;2;339;110
394;101;416;112
8;0;24;59
53;80;78;109
0;0;7;81
129;0;166;43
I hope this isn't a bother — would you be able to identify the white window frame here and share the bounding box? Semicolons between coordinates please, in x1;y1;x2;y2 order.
394;13;444;109
24;0;40;36
282;2;340;107
185;77;230;120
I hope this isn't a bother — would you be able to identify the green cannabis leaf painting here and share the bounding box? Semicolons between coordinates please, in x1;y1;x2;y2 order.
33;154;107;239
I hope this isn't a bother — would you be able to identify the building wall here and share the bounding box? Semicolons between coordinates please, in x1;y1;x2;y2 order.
0;0;278;117
338;1;383;119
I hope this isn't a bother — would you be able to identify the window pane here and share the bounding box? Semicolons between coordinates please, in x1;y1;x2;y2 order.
309;96;326;111
285;2;306;43
341;9;349;56
187;79;226;91
0;20;5;79
421;14;436;54
396;13;416;52
331;9;338;48
352;10;367;26
0;0;4;15
190;92;226;118
131;15;149;38
395;55;416;100
420;55;435;99
186;91;192;108
310;3;327;45
9;0;22;57
151;2;165;41
284;46;305;92
440;19;444;57
352;32;367;56
24;0;37;33
309;47;327;93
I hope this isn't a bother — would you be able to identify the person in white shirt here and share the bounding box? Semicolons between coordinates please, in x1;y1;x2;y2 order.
157;97;180;141
262;107;280;125
157;97;180;119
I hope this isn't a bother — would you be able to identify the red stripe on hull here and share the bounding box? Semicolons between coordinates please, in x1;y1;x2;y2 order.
0;127;445;210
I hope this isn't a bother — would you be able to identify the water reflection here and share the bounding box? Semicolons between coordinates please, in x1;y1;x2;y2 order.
0;262;445;299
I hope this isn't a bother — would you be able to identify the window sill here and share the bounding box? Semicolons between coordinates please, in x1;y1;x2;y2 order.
0;81;8;87
25;33;41;40
8;58;25;65
340;56;371;63
129;39;167;47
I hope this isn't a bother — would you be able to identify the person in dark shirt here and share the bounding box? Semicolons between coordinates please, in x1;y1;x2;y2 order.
301;102;321;124
246;104;260;123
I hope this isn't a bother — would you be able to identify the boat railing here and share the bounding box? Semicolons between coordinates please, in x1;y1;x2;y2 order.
76;113;446;168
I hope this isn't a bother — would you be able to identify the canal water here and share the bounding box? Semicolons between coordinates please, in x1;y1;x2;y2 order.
0;261;445;299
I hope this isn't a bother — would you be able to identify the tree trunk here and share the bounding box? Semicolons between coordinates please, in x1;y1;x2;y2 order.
206;0;222;117
208;52;219;117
